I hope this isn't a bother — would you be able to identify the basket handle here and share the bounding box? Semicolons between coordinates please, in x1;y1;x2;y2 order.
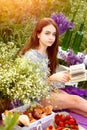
36;121;42;130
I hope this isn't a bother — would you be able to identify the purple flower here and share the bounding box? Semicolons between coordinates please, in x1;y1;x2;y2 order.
59;49;86;66
51;12;75;35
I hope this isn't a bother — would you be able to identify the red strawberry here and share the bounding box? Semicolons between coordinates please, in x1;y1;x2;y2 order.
65;114;71;120
60;115;65;122
48;125;54;129
69;123;78;130
73;125;78;130
55;114;59;118
65;120;69;125
58;114;64;120
59;121;64;127
69;118;75;125
54;114;60;125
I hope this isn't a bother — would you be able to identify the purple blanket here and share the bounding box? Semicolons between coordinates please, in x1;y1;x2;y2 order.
61;86;87;99
68;111;87;129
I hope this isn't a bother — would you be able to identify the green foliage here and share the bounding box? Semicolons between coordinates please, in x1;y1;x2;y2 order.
0;18;35;48
57;0;87;53
78;80;87;89
0;112;19;130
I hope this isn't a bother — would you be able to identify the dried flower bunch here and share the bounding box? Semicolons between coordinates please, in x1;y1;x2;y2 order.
0;42;49;104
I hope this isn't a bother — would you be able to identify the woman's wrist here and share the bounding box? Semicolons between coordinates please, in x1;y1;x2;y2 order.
48;73;57;82
47;75;55;85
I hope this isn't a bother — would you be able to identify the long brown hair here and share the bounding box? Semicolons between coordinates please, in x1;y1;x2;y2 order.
20;18;59;74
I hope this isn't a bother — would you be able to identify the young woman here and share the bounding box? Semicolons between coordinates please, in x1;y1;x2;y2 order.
20;18;87;117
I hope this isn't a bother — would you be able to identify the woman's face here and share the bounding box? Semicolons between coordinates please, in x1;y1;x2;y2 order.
37;24;56;49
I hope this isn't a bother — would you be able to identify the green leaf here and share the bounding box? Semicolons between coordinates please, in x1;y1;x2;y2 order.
1;112;19;130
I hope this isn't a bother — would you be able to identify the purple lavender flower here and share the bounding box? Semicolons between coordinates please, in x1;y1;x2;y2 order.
59;49;86;67
67;49;86;66
51;12;75;35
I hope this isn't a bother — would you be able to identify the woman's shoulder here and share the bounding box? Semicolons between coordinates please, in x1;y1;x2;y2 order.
24;49;39;58
24;49;37;56
24;49;41;63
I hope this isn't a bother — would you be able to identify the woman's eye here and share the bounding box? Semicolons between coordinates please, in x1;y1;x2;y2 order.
45;32;50;35
45;32;56;36
53;33;56;36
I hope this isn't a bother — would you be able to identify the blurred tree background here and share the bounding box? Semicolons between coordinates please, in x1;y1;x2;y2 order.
0;0;87;88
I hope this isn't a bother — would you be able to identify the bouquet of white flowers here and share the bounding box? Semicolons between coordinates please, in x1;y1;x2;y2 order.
0;42;49;116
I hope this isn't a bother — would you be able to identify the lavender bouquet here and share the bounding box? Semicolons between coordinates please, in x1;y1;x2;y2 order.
59;49;86;67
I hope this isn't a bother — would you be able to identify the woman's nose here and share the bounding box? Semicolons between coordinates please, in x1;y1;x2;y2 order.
49;34;55;39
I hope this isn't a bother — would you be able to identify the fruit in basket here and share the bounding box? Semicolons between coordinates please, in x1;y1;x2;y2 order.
46;113;78;130
54;113;78;130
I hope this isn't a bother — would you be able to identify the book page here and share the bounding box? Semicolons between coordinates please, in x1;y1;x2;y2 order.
69;63;86;82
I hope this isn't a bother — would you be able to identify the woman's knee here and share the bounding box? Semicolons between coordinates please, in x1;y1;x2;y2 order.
69;95;81;106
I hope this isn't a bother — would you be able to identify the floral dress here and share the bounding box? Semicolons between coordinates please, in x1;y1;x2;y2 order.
24;49;65;89
24;49;49;73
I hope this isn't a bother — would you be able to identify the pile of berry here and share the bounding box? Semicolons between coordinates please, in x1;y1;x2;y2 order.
54;113;78;130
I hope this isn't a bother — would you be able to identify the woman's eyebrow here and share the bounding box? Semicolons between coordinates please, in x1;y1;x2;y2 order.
45;30;56;33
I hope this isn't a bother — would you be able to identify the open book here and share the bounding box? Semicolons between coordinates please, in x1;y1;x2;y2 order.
69;63;87;82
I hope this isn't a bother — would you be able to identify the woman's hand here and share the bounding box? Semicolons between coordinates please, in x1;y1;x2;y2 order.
49;71;70;83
